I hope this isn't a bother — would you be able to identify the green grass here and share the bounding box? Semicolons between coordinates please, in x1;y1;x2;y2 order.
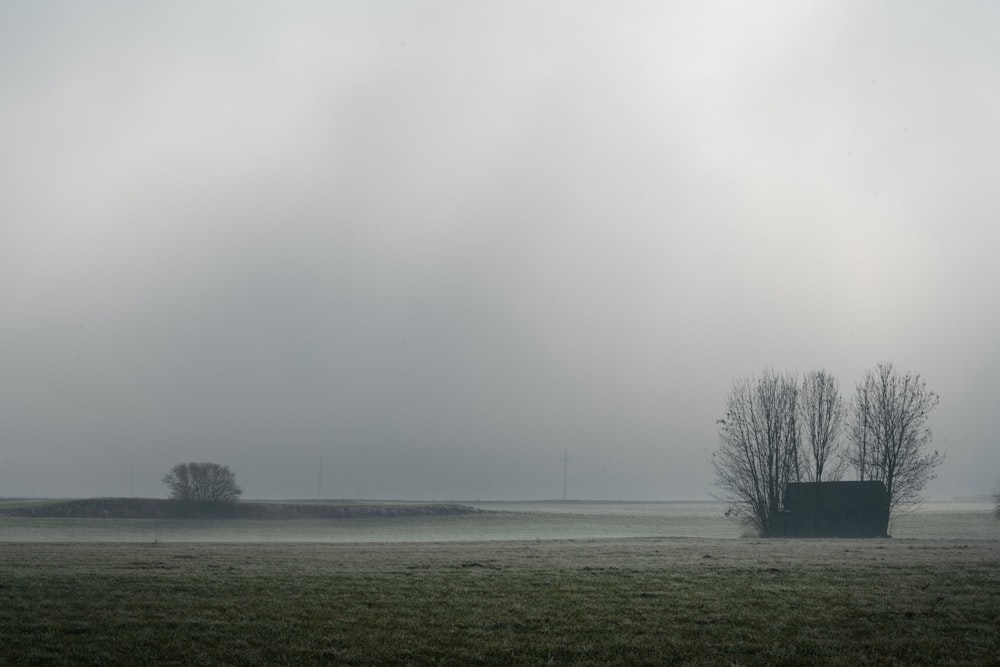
1;538;998;665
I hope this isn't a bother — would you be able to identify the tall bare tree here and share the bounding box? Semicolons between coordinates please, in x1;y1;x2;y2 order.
798;369;846;482
847;378;873;482
847;363;942;519
163;462;242;503
713;370;801;536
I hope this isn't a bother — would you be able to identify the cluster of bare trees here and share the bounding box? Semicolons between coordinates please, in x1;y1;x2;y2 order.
713;363;942;536
162;462;242;503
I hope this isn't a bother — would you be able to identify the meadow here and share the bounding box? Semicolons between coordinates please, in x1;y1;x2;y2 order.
2;536;998;665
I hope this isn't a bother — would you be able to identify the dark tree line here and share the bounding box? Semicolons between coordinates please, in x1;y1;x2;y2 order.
713;363;942;536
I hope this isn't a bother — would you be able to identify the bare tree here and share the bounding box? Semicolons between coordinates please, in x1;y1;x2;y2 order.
847;363;942;520
798;369;846;482
163;462;242;503
713;370;801;536
847;378;873;482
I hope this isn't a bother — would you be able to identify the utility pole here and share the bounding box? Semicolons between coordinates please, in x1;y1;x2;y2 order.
317;455;323;500
563;449;567;501
130;462;134;498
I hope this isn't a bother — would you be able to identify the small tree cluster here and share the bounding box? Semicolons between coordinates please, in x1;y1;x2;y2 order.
163;462;242;503
713;363;942;536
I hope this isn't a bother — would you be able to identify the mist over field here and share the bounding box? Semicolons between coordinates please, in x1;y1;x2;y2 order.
1;499;994;543
2;2;999;501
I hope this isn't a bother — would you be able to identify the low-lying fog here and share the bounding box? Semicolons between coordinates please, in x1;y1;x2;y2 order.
1;501;994;543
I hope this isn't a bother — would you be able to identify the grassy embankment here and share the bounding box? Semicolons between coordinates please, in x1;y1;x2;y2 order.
0;497;479;519
1;538;998;665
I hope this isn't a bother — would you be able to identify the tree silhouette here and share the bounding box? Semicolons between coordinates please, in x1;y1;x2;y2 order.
847;363;942;520
798;369;846;482
163;462;242;503
714;370;801;536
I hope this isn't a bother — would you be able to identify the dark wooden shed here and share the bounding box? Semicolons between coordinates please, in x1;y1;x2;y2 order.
780;481;888;537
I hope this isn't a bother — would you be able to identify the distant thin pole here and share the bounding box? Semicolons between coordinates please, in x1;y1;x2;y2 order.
563;450;567;501
130;462;134;498
318;455;323;500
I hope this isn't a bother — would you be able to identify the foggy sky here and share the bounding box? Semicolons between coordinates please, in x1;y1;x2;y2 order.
2;1;998;500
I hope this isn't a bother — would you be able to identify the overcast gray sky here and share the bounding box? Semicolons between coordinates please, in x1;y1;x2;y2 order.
2;1;998;500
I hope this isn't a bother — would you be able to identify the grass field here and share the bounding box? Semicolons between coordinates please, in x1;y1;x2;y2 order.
0;497;480;520
2;537;998;665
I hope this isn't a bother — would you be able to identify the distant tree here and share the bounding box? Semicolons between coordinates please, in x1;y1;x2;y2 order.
847;363;943;521
713;370;801;537
163;462;242;503
798;369;846;482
